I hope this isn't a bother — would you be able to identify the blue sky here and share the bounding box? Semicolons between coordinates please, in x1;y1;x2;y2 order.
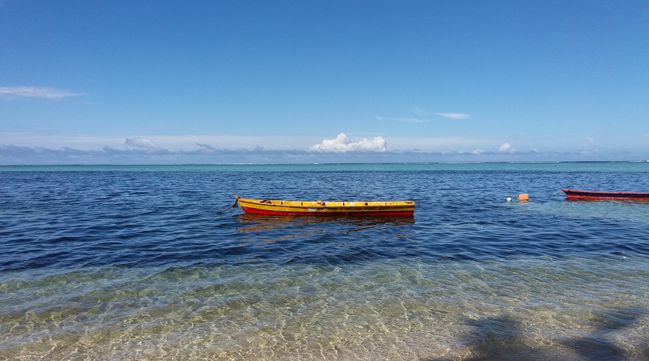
1;1;649;163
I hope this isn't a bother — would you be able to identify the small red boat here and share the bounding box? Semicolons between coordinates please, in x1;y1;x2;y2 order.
562;188;649;201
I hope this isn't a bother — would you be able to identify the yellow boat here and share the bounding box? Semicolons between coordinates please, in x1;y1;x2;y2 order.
234;196;415;217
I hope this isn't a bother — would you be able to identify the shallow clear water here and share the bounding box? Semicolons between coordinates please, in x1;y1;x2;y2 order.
1;163;649;360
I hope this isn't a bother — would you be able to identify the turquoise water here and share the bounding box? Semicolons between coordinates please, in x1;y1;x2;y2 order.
1;163;648;360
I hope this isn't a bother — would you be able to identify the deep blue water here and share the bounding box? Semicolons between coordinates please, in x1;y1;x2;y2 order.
1;163;649;360
2;164;649;271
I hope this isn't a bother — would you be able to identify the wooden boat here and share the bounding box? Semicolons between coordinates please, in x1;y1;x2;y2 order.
234;196;415;217
562;188;649;201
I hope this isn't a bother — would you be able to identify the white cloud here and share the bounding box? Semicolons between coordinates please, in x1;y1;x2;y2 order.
498;142;515;153
125;137;159;150
378;109;470;123
376;116;428;123
471;149;484;155
0;86;81;99
435;112;471;120
310;133;387;153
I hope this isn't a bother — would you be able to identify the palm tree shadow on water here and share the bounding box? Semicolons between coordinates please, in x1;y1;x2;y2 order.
424;307;649;361
559;306;649;361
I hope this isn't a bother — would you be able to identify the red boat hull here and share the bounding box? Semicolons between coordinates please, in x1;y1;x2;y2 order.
240;206;414;217
562;188;649;201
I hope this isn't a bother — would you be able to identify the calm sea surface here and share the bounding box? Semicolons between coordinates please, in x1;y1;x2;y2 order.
1;163;649;360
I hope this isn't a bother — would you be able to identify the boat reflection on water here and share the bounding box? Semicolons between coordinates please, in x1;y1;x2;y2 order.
237;213;414;234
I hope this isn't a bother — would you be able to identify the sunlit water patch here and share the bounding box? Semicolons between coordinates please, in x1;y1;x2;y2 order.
1;258;648;360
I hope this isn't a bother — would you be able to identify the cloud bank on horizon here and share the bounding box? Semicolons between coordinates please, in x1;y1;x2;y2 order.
1;132;646;164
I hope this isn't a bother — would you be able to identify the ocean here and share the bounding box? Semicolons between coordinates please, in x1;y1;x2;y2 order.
1;163;648;360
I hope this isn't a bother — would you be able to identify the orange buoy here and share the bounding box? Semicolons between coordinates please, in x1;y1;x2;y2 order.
518;193;529;202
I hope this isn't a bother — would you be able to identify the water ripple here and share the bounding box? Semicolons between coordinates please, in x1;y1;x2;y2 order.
1;166;649;359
